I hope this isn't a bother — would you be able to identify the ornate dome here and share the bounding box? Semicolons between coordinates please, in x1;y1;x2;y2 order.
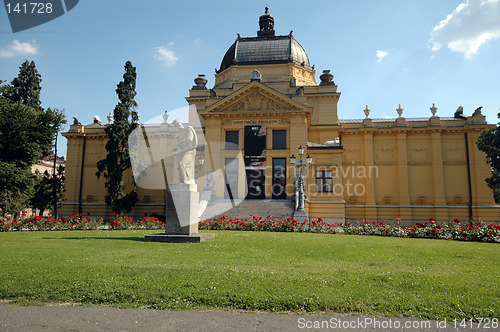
217;8;311;73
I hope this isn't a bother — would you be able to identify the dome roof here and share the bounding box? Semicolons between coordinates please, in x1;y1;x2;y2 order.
217;8;311;73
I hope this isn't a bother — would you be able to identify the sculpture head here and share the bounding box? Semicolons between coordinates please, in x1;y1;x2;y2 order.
172;118;184;129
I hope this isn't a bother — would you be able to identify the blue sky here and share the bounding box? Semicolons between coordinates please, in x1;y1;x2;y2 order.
1;0;499;157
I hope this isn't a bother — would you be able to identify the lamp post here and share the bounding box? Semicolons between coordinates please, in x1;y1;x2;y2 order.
52;131;58;218
290;145;312;211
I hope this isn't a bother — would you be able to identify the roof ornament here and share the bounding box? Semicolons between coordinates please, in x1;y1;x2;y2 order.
430;103;438;117
258;6;275;38
396;104;404;118
364;105;371;119
193;74;207;90
454;106;466;119
472;106;483;116
107;112;113;124
319;70;335;86
250;69;262;82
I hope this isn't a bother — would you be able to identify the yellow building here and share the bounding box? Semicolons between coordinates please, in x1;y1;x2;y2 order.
61;8;499;222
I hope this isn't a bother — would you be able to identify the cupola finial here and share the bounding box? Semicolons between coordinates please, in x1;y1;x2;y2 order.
258;6;275;38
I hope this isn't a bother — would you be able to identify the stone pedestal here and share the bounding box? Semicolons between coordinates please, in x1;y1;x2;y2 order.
145;183;214;243
293;209;309;223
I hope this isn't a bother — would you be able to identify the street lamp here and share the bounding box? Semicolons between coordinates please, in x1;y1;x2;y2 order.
291;145;312;211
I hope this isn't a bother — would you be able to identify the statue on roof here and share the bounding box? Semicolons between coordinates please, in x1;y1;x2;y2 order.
472;106;483;116
454;106;467;119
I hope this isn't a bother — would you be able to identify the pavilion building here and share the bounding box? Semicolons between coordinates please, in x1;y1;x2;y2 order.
61;8;499;222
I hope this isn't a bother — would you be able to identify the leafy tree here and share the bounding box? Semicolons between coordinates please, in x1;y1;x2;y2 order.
31;165;65;215
477;113;500;203
0;61;65;215
96;61;140;214
2;60;42;111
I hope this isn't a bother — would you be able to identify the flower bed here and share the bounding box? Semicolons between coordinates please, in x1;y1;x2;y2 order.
2;212;499;243
0;212;164;232
199;215;500;243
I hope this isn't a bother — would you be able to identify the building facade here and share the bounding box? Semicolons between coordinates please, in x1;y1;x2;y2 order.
61;9;499;222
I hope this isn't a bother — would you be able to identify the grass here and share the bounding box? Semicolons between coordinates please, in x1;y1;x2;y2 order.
0;230;498;320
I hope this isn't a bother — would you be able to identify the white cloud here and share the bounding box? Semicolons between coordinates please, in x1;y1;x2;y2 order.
0;40;38;58
153;42;178;67
430;0;500;57
376;50;389;62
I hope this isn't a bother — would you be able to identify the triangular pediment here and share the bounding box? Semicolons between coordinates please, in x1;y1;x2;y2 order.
202;81;311;115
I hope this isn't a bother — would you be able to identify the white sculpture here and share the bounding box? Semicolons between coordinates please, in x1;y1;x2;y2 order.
172;118;198;184
430;103;438;117
396;104;404;118
107;112;113;124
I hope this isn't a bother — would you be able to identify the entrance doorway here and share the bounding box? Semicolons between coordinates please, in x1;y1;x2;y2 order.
272;158;287;199
244;125;266;199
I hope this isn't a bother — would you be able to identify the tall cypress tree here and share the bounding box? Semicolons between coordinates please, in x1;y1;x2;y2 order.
3;60;43;111
96;61;140;214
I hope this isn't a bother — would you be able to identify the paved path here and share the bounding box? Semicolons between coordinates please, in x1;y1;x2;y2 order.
0;301;486;331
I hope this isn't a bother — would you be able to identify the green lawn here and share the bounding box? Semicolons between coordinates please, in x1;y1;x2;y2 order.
0;230;498;320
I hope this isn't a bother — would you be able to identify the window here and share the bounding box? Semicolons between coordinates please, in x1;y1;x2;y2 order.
225;131;239;150
272;130;286;149
316;170;333;193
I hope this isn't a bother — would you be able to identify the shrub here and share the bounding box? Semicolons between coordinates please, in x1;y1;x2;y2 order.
199;216;500;243
0;212;164;232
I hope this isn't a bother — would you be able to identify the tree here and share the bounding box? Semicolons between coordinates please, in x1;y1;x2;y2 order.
31;165;65;215
3;60;43;111
477;113;500;203
96;61;140;214
0;61;65;215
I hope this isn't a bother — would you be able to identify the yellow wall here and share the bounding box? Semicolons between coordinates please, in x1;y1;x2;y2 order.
61;61;500;222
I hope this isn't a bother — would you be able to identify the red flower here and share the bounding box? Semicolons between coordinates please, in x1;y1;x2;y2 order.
429;217;435;221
